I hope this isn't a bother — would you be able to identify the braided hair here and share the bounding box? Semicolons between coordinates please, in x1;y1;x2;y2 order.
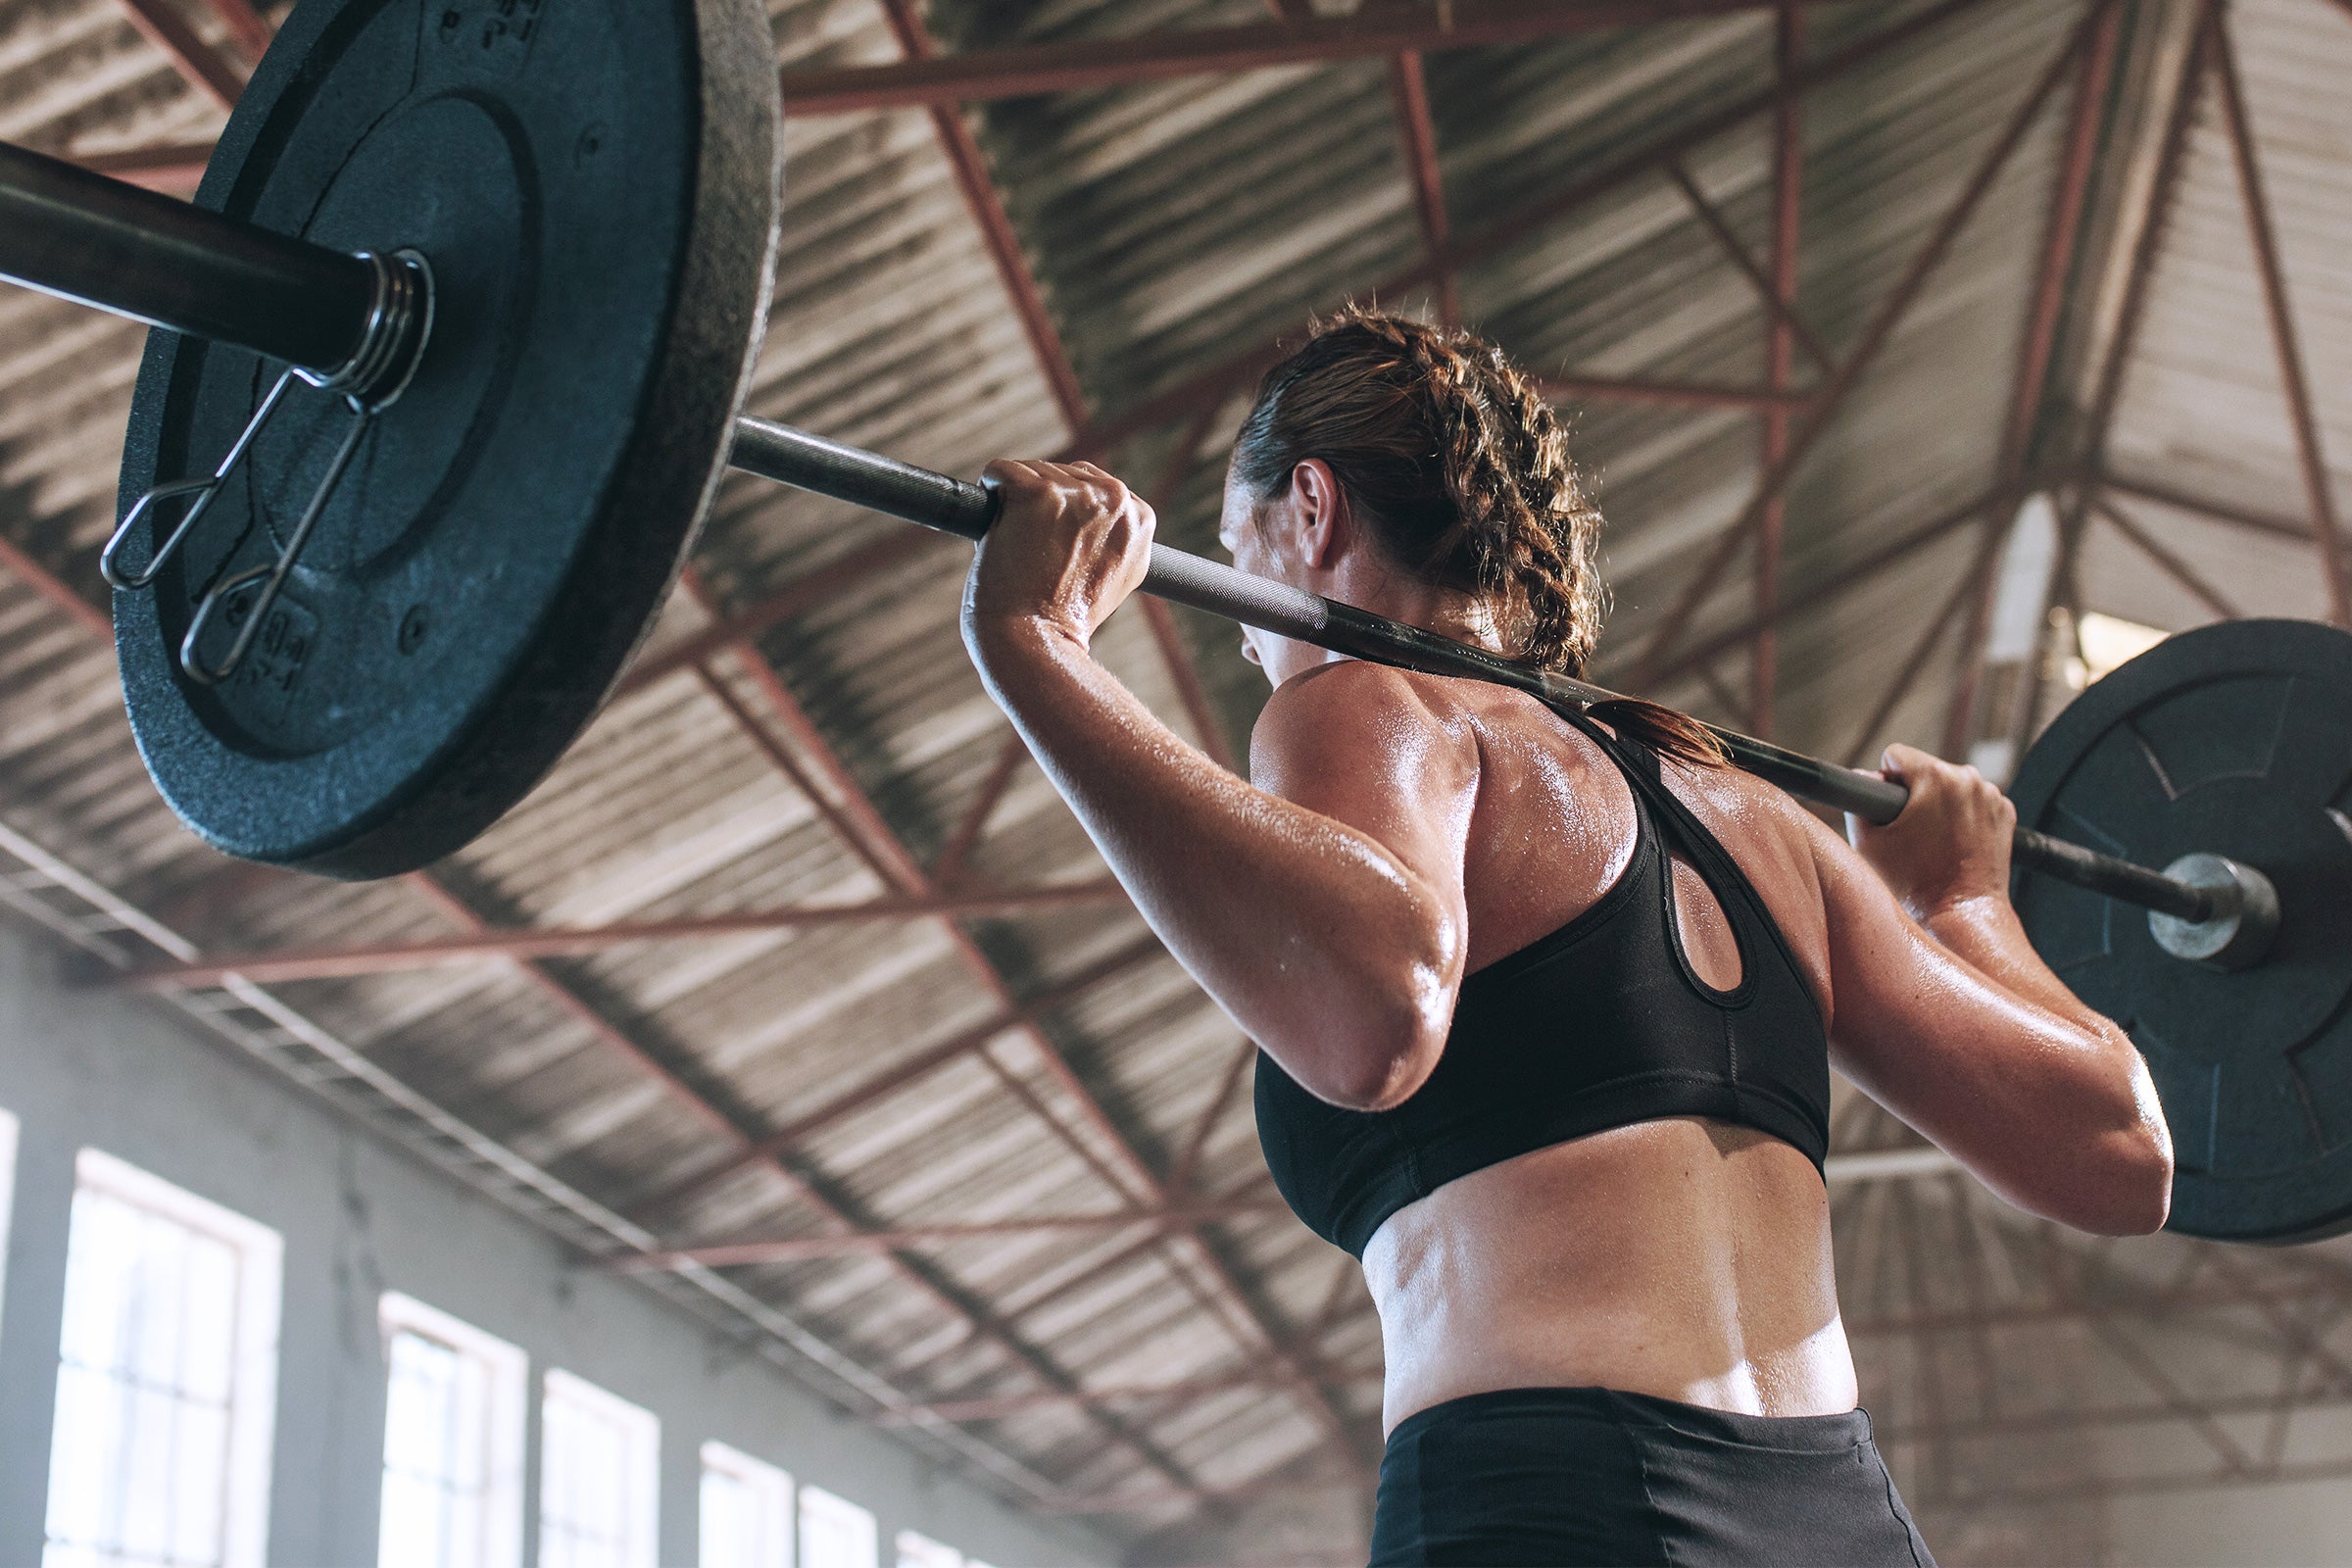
1232;308;1723;768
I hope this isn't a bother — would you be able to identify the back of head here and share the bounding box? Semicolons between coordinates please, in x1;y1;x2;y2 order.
1232;309;1722;768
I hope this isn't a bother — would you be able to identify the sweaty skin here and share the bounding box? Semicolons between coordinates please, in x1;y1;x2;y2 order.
962;455;2172;1436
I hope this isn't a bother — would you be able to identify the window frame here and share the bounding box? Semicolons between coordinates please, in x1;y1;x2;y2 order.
376;1291;527;1568
699;1440;793;1568
46;1147;284;1568
538;1368;661;1568
796;1484;878;1568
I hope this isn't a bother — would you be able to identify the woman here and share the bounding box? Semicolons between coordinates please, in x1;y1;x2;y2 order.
962;311;2171;1565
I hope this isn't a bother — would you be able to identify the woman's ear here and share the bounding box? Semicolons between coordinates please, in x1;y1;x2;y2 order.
1292;459;1347;569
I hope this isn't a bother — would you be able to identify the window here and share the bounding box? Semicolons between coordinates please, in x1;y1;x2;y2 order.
701;1442;792;1568
797;1486;876;1568
894;1530;961;1568
377;1293;525;1568
539;1370;659;1568
43;1149;282;1568
2076;611;2167;686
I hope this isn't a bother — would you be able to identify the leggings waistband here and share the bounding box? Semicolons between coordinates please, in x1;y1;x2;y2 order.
1385;1385;1875;1454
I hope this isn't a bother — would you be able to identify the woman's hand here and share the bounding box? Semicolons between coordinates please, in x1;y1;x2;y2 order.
962;459;1154;660
1845;743;2015;921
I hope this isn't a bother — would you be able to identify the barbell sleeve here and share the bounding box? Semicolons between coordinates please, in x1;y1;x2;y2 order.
0;142;377;378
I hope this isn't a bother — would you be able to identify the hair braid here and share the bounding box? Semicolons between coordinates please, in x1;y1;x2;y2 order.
1231;308;1722;768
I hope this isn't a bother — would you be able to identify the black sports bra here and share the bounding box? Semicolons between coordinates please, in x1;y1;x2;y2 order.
1254;706;1832;1257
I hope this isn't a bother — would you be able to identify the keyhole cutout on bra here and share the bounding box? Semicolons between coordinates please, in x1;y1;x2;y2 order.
1668;853;1745;994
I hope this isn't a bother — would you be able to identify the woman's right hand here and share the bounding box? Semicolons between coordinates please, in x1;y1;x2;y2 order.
1845;743;2016;921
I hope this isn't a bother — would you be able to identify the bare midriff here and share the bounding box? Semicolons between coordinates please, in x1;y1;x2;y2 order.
1363;1115;1855;1435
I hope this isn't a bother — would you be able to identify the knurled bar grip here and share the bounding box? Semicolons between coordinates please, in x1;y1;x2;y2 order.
0;142;376;377
733;416;2216;925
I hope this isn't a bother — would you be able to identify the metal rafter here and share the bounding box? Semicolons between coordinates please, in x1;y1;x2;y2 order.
392;869;1219;1499
1661;160;1835;373
109;880;1130;987
2207;4;2350;625
1750;2;1803;737
1632;0;2107;688
114;0;247;110
608;1198;1292;1272
2093;497;2243;619
2098;470;2314;544
876;0;1087;432
1059;0;1998;465
1389;50;1457;324
776;0;1863;116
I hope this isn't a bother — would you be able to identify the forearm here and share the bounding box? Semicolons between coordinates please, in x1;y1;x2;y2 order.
1920;893;2114;1036
967;615;1458;1097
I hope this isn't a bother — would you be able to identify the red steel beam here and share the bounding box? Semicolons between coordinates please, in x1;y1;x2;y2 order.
627;933;1169;1225
877;0;1088;432
1839;519;2005;767
1751;3;1803;737
1660;160;1835;373
608;1199;1291;1272
205;0;271;61
394;870;1214;1496
1137;403;1240;770
113;881;1129;989
930;730;1032;885
2003;0;2123;470
2093;498;2242;619
1631;1;2103;688
1057;0;1996;466
864;9;1242;774
71;140;215;191
1543;373;1811;412
115;0;246;110
2208;8;2349;626
776;1;1858;117
1389;50;1457;324
874;1370;1348;1426
2096;469;2313;544
616;529;943;698
1638;478;2022;688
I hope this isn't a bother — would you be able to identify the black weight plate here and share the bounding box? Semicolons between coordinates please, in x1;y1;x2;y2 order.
114;0;781;878
2010;618;2352;1244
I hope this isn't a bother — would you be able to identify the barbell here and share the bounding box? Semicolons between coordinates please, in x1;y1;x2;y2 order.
0;0;2343;1243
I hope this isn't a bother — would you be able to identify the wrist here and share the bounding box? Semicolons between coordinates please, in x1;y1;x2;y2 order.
963;608;1089;676
1919;888;2017;941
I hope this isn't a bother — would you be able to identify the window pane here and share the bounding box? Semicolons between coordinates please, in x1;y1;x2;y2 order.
45;1155;278;1568
700;1443;789;1568
799;1487;876;1568
895;1530;961;1568
541;1374;657;1568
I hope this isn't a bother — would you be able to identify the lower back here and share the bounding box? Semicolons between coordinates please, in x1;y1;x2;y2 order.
1362;1116;1854;1434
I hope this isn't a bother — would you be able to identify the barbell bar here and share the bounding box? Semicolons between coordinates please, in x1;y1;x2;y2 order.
0;138;2275;959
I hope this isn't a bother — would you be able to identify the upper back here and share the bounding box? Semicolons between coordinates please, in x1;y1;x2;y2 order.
1251;664;1839;1256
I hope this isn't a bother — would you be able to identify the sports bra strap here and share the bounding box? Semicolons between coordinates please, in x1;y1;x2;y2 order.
1544;702;1782;936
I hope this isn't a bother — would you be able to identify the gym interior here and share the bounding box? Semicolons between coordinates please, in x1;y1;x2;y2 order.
0;1;2347;1564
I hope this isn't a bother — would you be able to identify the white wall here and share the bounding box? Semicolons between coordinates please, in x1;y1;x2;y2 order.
0;920;1106;1568
2108;1478;2352;1567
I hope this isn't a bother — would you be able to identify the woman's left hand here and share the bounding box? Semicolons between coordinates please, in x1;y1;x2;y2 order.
962;460;1154;657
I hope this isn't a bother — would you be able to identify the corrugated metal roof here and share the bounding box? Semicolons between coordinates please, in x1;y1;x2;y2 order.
0;0;2345;1557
